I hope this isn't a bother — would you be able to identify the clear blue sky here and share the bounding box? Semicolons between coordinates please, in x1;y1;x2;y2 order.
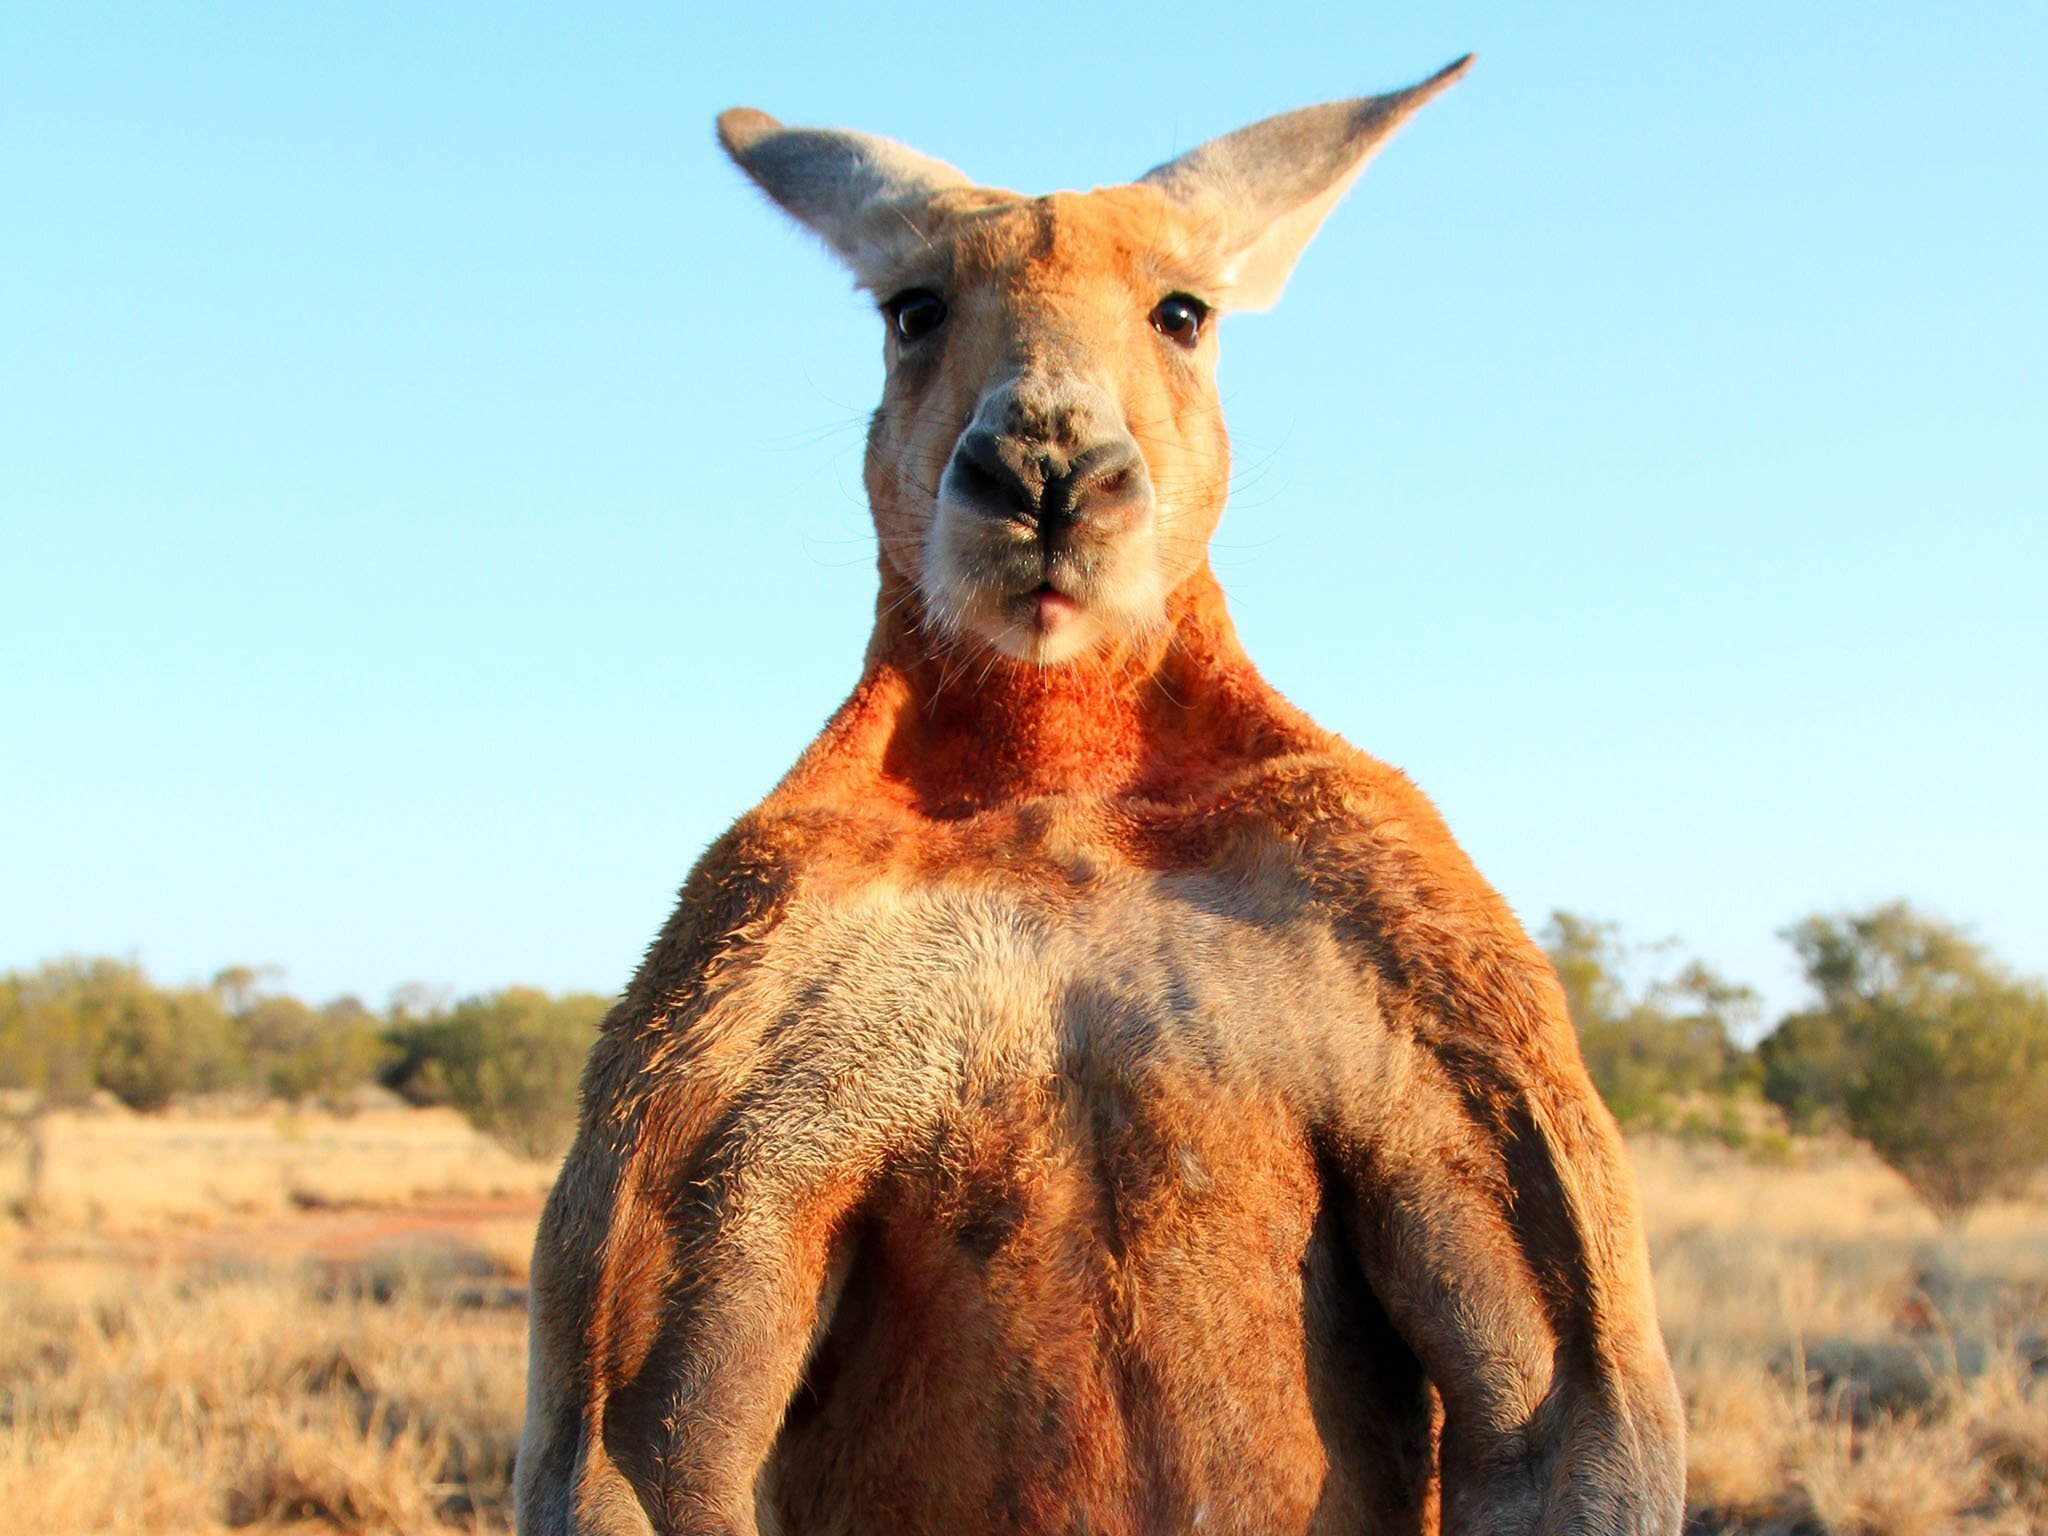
4;3;2043;1024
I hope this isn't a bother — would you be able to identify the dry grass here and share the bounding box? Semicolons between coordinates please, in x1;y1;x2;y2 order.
0;1107;542;1536
1642;1136;2048;1533
1;1112;2044;1533
0;1267;526;1536
3;1105;553;1230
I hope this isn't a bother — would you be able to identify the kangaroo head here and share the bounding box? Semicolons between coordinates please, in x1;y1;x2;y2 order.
719;58;1469;669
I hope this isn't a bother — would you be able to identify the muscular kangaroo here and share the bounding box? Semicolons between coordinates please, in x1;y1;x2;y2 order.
517;57;1686;1535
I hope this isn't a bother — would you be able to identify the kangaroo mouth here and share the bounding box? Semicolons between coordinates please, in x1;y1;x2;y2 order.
922;510;1162;666
1026;582;1081;632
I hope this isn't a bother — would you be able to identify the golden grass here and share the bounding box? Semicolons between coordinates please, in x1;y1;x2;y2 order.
0;1268;526;1536
1;1107;539;1536
0;1112;2043;1533
3;1106;553;1231
1643;1136;2048;1533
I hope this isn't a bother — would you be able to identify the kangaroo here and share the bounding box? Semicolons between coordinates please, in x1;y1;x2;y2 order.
517;57;1686;1536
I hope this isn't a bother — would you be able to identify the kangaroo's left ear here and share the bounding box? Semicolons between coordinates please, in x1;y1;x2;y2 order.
1139;55;1472;312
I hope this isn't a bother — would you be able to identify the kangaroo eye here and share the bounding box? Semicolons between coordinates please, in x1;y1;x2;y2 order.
885;289;948;344
1150;293;1208;348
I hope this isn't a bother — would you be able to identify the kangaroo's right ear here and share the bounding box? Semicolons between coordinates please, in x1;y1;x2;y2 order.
717;110;972;289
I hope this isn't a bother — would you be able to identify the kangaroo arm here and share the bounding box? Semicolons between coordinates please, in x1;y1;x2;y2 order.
1324;1001;1685;1535
518;1091;851;1536
1269;766;1684;1533
517;828;849;1536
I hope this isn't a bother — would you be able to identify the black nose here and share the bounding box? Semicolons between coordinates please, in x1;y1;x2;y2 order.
948;429;1143;532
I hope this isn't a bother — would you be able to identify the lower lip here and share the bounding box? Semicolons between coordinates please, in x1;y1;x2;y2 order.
1033;587;1080;629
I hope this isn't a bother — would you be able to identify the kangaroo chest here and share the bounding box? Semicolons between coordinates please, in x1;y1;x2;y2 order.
724;847;1435;1535
712;851;1387;1166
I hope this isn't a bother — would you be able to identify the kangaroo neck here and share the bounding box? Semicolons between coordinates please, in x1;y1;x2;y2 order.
773;564;1323;819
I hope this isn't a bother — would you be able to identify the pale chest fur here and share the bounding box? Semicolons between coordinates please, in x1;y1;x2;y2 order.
692;842;1407;1227
695;847;1440;1533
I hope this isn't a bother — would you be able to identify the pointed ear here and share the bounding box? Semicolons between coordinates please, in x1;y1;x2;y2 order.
717;109;973;288
1139;55;1472;311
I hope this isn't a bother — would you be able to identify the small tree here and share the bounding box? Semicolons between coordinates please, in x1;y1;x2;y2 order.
1;965;94;1104
1756;1008;1858;1132
1542;913;1752;1127
381;983;457;1105
90;972;242;1112
1762;903;2048;1220
386;988;607;1159
0;958;242;1112
234;991;389;1105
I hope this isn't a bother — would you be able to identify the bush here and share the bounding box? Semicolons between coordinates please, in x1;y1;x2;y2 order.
1848;979;2048;1217
1543;913;1754;1127
0;957;242;1111
1757;1009;1858;1133
383;988;607;1159
92;983;242;1112
1761;903;2048;1219
2;960;608;1137
0;963;98;1103
237;994;390;1106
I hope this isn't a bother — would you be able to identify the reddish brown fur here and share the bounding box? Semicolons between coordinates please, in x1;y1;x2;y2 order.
519;98;1683;1536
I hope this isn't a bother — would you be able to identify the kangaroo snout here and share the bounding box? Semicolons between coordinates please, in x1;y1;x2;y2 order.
948;428;1148;536
923;377;1168;664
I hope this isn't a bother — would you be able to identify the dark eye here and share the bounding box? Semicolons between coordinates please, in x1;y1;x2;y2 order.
1150;293;1208;348
885;288;947;344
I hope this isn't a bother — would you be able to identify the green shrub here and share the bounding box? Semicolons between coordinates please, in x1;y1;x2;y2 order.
237;994;390;1105
0;963;99;1103
0;957;242;1112
1761;903;2048;1219
383;988;607;1159
1757;1009;1858;1132
1848;978;2048;1218
1543;913;1754;1128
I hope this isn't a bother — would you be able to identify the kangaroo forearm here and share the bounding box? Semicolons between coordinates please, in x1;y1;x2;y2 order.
1330;1026;1684;1530
520;1144;840;1536
1442;1373;1686;1535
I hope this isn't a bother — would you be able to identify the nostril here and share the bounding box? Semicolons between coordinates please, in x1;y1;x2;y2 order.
950;429;1041;521
1065;443;1144;509
953;451;1009;502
